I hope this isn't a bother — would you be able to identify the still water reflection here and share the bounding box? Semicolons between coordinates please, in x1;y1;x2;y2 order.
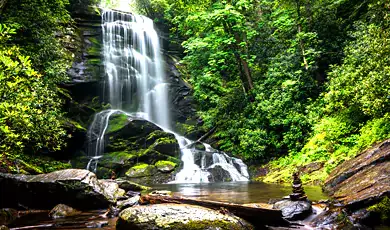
151;182;328;204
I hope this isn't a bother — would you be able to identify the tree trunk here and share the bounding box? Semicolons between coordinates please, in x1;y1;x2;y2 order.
139;195;291;227
0;0;7;11
296;0;309;70
222;22;254;94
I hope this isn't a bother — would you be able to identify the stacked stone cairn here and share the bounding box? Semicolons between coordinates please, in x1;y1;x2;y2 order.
289;172;307;201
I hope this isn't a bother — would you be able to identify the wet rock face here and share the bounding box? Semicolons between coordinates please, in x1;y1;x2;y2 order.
0;169;124;210
84;115;182;184
324;139;390;210
273;199;312;221
309;208;353;229
208;166;233;182
67;0;103;82
116;204;253;230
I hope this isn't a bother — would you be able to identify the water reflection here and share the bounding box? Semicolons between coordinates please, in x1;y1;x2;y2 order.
150;182;328;204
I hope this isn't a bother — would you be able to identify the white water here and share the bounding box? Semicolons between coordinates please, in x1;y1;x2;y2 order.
86;8;249;183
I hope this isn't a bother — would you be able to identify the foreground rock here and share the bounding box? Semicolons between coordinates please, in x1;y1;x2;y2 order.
324;139;390;210
273;199;312;221
116;204;253;230
319;139;390;228
49;204;81;219
0;169;124;210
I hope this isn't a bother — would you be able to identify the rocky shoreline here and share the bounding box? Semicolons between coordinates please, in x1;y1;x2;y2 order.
1;139;389;229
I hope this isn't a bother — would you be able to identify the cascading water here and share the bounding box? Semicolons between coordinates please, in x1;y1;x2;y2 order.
86;8;249;183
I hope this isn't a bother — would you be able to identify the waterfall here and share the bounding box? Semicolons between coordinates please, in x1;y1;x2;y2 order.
85;8;249;183
101;9;170;128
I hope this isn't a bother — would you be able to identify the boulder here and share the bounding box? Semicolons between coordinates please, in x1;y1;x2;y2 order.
273;199;312;220
0;226;8;230
208;165;233;182
84;114;182;183
324;139;390;210
116;204;253;230
124;163;175;185
309;207;353;229
113;178;151;192
0;169;123;210
155;161;176;173
117;195;140;211
49;204;81;219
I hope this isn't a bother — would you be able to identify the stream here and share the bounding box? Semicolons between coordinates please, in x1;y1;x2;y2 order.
8;182;328;230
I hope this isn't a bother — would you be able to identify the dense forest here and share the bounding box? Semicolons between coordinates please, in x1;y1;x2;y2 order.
0;0;389;184
133;0;390;183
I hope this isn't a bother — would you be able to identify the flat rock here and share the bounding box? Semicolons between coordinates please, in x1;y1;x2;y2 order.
0;169;123;210
273;199;312;220
324;139;390;210
116;204;253;230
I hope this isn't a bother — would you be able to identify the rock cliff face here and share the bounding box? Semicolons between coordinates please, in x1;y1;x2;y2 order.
316;139;390;228
61;1;197;175
324;139;390;210
72;113;182;184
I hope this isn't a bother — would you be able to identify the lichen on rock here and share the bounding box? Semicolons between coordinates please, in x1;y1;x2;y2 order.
116;204;253;230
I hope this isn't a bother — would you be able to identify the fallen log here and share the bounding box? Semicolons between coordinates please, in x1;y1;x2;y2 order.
140;195;291;227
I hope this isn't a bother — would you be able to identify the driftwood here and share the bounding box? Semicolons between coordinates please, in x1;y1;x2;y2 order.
196;126;217;143
140;195;290;227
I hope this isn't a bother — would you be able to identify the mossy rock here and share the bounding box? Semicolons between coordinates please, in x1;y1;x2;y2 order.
116;204;253;230
125;164;157;178
107;114;130;134
155;161;176;173
115;178;151;191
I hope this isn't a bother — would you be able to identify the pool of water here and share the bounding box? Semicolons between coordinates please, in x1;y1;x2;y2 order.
7;182;328;229
150;181;328;204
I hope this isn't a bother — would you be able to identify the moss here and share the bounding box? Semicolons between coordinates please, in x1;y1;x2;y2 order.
166;156;181;165
68;119;87;131
107;151;136;161
367;197;390;222
86;45;101;56
168;219;249;230
125;163;156;178
2;153;72;174
155;160;176;168
87;58;102;65
107;114;129;134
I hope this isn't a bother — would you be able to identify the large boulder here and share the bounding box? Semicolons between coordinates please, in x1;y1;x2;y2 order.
324;139;390;210
116;204;253;230
0;169;124;210
82;113;182;184
273;199;312;220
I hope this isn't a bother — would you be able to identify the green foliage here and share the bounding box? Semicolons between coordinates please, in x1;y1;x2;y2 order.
324;22;390;118
367;196;390;222
1;0;72;84
0;0;74;173
0;45;67;155
137;0;390;175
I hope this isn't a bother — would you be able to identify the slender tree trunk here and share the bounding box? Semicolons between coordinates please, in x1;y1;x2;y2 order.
296;0;309;70
222;22;254;94
0;0;7;11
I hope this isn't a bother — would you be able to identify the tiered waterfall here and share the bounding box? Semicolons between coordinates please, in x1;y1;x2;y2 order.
86;9;249;183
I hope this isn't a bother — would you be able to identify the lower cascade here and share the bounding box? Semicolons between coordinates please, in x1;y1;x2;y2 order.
86;9;249;183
